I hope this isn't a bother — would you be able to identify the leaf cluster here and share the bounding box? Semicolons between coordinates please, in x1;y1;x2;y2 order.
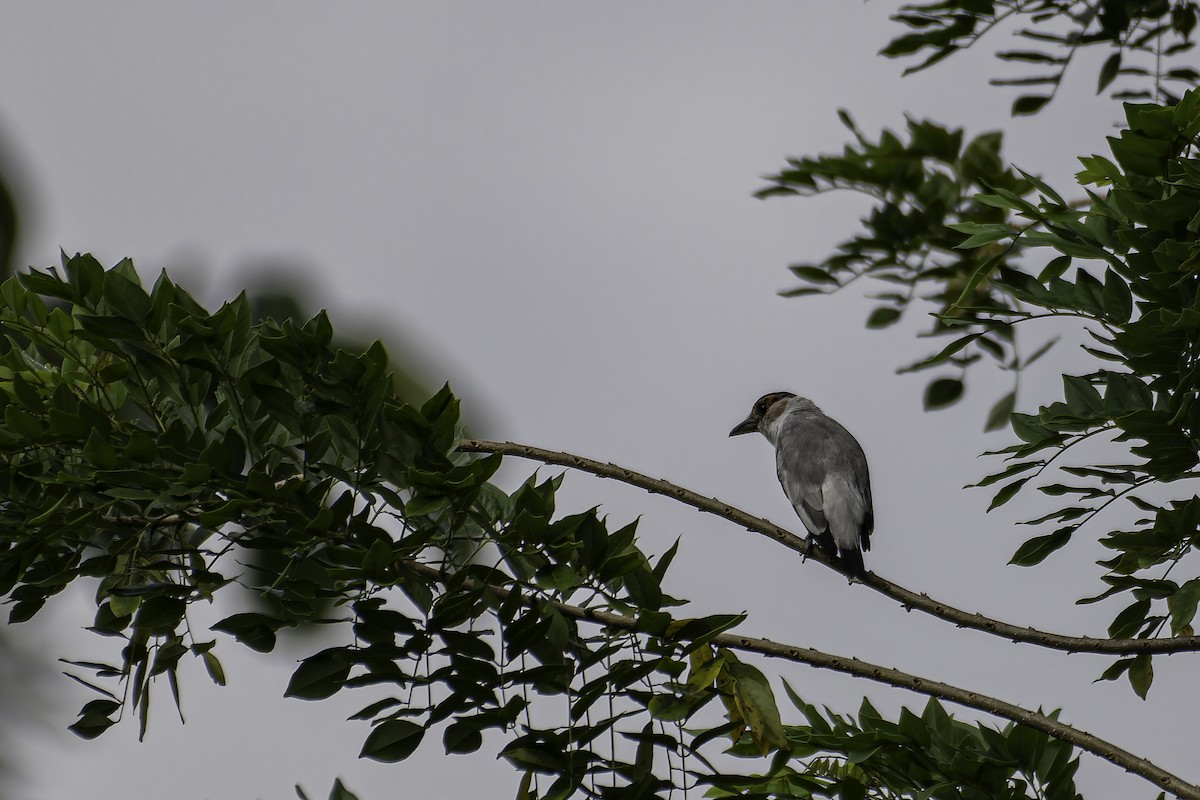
0;254;805;796
759;112;1040;420
933;89;1200;696
884;0;1200;114
710;690;1081;800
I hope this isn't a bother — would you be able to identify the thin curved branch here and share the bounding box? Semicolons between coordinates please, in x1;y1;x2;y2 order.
405;560;1199;800
458;438;1200;655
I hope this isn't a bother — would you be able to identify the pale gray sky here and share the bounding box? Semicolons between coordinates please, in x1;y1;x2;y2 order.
1;3;1187;799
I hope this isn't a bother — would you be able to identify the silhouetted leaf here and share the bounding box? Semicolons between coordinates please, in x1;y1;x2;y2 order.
924;378;964;410
360;720;425;762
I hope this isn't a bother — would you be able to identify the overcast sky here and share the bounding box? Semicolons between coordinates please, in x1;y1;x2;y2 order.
1;3;1190;799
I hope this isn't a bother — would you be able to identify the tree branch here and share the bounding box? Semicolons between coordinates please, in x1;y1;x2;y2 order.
458;438;1200;655
405;559;1199;800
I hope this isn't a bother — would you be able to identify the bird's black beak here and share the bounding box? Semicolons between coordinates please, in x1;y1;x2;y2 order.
729;416;758;437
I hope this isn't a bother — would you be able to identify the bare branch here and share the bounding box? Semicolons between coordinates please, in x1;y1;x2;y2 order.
458;438;1200;656
405;559;1200;800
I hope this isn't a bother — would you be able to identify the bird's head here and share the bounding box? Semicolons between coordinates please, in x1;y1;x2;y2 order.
729;391;797;438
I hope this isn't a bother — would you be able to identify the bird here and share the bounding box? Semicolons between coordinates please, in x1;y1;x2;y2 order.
729;392;874;578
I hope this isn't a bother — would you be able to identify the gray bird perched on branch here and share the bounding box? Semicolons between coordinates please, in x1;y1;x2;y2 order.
730;392;874;578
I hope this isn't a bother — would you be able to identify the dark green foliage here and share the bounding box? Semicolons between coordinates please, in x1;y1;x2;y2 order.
0;254;790;794
780;5;1200;430
884;0;1199;112
945;88;1200;696
759;112;1041;414
707;692;1081;800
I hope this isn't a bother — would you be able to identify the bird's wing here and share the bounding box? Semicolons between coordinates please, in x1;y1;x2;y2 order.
822;474;869;553
776;445;828;536
858;467;874;551
829;422;873;550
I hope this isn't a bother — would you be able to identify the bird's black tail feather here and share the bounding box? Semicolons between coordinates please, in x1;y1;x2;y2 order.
807;533;867;579
838;547;866;580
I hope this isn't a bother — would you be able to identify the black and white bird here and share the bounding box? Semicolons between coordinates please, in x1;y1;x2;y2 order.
729;392;874;578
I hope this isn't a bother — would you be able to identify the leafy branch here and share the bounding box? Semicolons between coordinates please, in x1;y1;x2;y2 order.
404;559;1200;799
758;112;1043;420
883;0;1200;112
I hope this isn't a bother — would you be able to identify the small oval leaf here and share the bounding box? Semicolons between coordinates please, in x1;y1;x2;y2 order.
924;377;964;410
360;719;425;762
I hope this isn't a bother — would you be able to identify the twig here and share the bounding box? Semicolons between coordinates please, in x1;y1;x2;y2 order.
457;438;1200;656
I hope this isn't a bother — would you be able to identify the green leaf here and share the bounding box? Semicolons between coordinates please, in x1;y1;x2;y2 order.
1038;255;1072;282
1102;269;1133;323
648;694;691;722
212;613;287;653
103;271;153;322
515;772;533;800
83;429;118;470
1096;657;1134;683
899;333;981;373
77;313;145;339
28;491;72;526
11;373;43;410
68;699;120;740
1108;599;1151;639
107;594;140;618
362;539;394;581
1015;166;1066;206
1012;94;1052;116
359;719;425;762
865;307;902;328
949;253;1005;310
970;459;1039;488
124;430;159;462
1009;528;1073;565
442;721;484;754
327;779;361;800
285;648;351;700
665;613;745;647
948;223;1013;249
924;377;964;410
1128;653;1153;699
789;265;840;285
4;405;43;440
65;252;104;299
723;653;787;755
652;536;681;582
133;596;185;635
1098;52;1122;93
1062;376;1102;413
201;651;227;686
47;406;82;442
837;778;867;800
1168;579;1200;635
989;477;1031;511
984;391;1016;432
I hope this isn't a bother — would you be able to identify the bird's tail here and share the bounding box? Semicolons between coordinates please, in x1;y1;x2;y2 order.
838;547;866;580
